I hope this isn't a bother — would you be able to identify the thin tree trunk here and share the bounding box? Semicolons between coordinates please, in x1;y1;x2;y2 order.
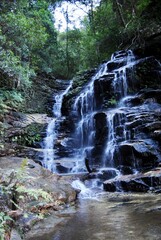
114;0;126;28
65;4;70;77
131;0;137;16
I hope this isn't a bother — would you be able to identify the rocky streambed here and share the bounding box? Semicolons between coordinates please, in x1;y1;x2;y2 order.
1;48;161;239
52;191;161;240
0;156;77;240
2;154;161;240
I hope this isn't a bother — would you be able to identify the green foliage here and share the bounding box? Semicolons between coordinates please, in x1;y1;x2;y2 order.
14;160;53;204
0;160;53;238
0;0;59;112
0;100;7;114
0;0;159;113
0;212;13;240
0;49;33;89
1;158;53;214
80;1;118;68
16;186;53;203
136;0;151;14
15;158;29;180
55;29;82;78
107;97;117;107
71;0;157;70
0;89;24;110
14;123;43;147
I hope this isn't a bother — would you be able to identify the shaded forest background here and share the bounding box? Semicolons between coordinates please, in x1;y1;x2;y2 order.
0;0;161;113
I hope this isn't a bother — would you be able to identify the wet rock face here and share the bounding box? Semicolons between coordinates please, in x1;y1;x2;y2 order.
53;49;161;192
103;168;161;193
117;141;158;171
94;74;114;109
94;112;108;146
0;112;49;160
127;57;161;93
61;69;96;117
0;156;77;239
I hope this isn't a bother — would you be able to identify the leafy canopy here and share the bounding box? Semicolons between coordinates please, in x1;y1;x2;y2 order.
0;0;158;112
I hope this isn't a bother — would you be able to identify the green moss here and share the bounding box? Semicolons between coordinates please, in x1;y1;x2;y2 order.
104;96;117;108
14;123;44;147
65;69;96;102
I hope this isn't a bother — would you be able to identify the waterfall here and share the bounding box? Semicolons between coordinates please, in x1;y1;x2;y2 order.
71;179;98;199
43;81;72;172
112;50;135;99
41;49;161;193
71;63;109;172
70;50;137;173
43;119;57;171
73;62;108;116
101;50;136;169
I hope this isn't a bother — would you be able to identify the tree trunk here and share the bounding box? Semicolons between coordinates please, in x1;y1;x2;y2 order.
65;4;70;77
114;0;126;28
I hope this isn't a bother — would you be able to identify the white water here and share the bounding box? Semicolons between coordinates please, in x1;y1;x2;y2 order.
72;50;137;173
102;106;131;168
101;51;136;170
43;119;57;171
71;63;109;172
73;63;108;116
53;81;73;117
43;50;149;180
43;81;72;172
112;50;135;98
72;179;100;199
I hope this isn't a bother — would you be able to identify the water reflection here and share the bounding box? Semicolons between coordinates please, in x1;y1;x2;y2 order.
53;193;161;240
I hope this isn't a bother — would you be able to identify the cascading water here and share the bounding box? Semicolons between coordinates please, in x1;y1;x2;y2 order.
71;179;99;199
42;49;161;193
71;50;137;175
43;81;72;172
70;50;161;193
112;50;135;99
102;51;135;170
71;63;108;172
102;109;128;170
43;119;57;171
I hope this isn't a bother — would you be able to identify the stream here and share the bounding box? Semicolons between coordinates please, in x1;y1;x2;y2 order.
40;50;161;240
52;191;161;240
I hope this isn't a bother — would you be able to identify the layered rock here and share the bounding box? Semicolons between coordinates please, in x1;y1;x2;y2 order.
0;78;72;163
104;167;161;192
0;112;50;161
53;49;161;192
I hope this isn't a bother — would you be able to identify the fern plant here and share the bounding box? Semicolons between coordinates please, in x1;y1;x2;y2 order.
0;212;13;240
0;89;24;111
15;159;52;201
0;158;54;231
11;159;53;208
16;186;53;203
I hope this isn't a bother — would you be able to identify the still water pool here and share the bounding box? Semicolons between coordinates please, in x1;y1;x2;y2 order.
52;192;161;240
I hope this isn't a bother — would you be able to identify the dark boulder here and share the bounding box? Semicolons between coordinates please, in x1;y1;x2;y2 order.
117;141;158;171
107;60;127;72
97;169;118;181
94;74;115;109
94;112;108;145
130;57;161;92
104;168;161;192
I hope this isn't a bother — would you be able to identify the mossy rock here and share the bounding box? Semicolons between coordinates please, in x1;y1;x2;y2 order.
127;57;161;94
16;123;45;147
62;69;96;116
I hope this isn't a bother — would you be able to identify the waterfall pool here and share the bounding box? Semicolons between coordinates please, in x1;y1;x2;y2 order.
39;50;161;240
52;191;161;240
